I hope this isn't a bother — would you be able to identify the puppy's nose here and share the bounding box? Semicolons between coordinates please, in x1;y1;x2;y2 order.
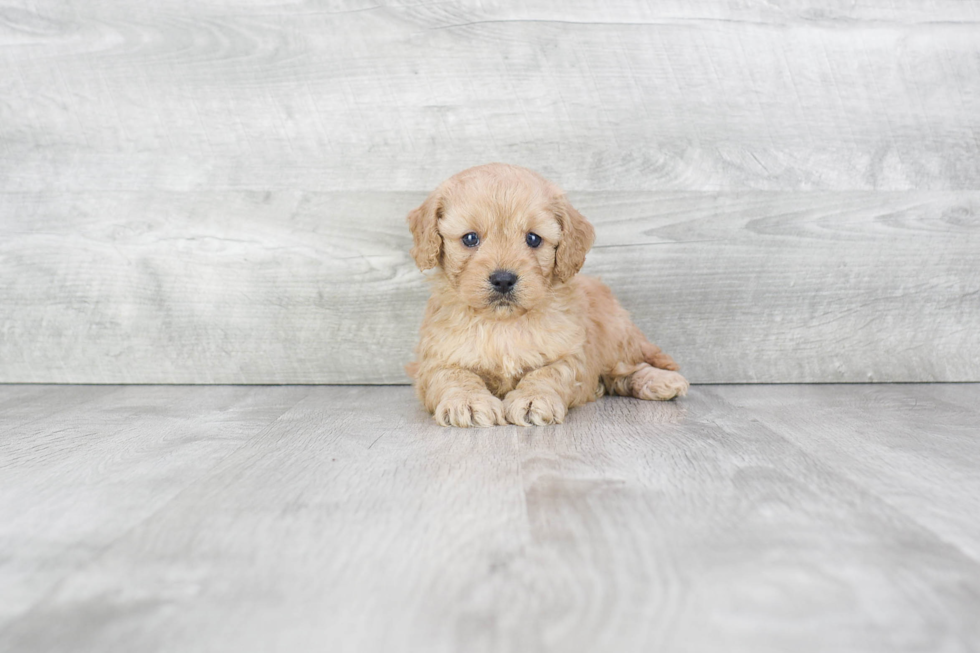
489;269;518;294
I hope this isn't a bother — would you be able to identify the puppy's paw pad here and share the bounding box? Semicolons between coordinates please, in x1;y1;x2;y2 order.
503;391;567;426
634;369;689;401
435;392;505;428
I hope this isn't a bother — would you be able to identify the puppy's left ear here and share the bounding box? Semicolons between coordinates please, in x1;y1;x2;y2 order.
406;190;443;271
552;195;595;283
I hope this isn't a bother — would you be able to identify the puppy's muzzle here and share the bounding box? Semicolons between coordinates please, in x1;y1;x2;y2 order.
489;269;518;296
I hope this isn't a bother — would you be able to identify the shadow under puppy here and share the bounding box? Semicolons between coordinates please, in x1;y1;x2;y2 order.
406;163;688;427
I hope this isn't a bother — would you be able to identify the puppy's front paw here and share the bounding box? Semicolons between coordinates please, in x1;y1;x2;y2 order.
434;392;505;428
503;389;567;426
632;366;689;401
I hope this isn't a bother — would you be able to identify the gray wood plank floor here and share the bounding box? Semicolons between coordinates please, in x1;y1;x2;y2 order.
1;384;978;653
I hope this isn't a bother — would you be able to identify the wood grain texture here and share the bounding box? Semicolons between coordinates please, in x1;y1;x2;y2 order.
1;384;979;652
2;190;978;383
718;383;980;559
0;384;309;627
1;1;979;383
1;1;979;192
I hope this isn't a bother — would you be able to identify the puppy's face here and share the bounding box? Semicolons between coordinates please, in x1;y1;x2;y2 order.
407;164;595;316
438;180;560;315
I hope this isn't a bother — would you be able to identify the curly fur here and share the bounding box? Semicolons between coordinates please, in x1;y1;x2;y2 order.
406;163;688;427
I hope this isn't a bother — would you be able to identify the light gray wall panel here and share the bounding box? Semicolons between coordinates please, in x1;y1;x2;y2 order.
1;1;979;192
2;191;977;383
1;1;978;383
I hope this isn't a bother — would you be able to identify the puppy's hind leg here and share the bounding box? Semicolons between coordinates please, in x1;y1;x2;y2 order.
633;331;687;398
630;363;689;401
604;359;689;401
640;340;680;371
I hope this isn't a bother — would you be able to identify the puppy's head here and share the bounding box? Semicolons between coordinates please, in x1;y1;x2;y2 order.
407;163;594;316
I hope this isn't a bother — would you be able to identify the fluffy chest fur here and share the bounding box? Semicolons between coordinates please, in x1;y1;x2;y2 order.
418;289;586;396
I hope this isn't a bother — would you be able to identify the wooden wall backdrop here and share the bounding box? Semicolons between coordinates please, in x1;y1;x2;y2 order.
1;1;978;384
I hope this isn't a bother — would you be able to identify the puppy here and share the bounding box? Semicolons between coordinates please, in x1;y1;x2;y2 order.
406;163;688;427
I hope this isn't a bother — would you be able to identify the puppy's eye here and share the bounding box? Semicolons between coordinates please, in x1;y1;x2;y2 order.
526;232;542;248
461;232;480;248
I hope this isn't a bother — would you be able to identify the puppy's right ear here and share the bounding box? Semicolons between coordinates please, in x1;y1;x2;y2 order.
406;191;443;271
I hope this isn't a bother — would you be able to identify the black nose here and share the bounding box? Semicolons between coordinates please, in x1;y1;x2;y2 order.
489;270;518;294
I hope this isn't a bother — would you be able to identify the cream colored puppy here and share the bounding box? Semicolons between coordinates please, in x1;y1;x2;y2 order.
406;163;688;427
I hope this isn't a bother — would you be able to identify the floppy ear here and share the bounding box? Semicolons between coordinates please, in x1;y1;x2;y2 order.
406;191;443;271
553;195;595;283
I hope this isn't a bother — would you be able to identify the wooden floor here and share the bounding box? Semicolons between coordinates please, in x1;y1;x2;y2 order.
1;384;978;653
